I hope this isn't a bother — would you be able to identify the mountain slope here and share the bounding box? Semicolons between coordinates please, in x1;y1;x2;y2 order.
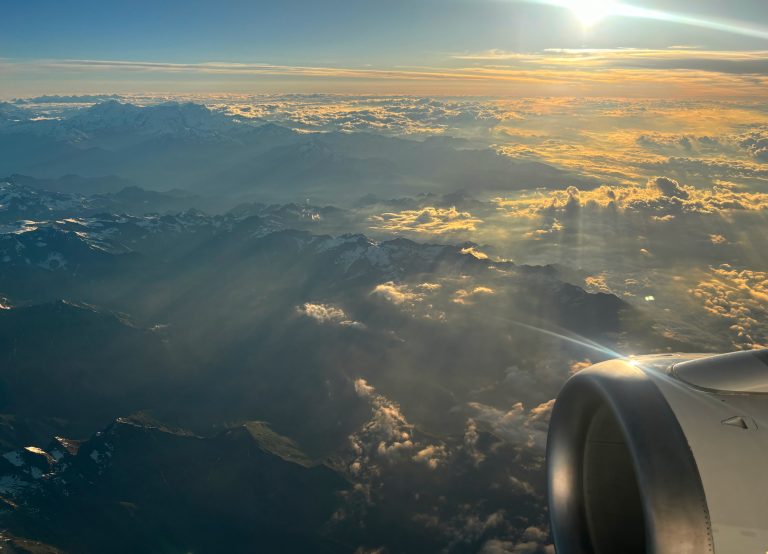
0;302;176;431
3;418;350;554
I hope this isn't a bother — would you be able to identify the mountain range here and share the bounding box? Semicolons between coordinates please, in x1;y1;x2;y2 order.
0;101;588;204
0;101;687;553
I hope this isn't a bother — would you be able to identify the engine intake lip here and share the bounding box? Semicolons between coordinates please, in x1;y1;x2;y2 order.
546;361;714;554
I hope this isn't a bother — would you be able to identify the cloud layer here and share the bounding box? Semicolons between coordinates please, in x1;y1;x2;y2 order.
5;47;768;96
497;177;768;219
370;206;483;234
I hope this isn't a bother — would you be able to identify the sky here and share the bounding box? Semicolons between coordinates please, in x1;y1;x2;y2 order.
3;0;768;96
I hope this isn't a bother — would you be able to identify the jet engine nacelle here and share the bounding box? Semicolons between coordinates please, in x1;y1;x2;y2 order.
547;349;768;553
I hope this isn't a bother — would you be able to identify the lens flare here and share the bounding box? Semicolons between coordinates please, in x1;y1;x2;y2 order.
563;0;619;27
501;317;629;360
618;3;768;40
529;0;768;40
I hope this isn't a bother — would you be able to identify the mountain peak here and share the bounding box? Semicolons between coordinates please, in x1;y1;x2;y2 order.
66;101;235;137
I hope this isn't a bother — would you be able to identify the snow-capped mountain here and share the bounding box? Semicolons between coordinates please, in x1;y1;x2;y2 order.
0;101;246;147
0;225;118;271
0;182;95;226
0;192;490;280
0;417;348;553
65;100;238;138
0;180;205;225
0;181;675;554
0;103;31;126
0;100;583;197
0;446;54;499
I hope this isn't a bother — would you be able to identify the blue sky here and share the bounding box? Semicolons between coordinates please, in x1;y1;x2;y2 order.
3;0;768;96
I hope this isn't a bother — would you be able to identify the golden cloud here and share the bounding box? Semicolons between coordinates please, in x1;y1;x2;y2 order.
297;302;363;327
453;48;768;70
411;444;448;470
496;178;768;218
7;55;768;96
584;274;612;294
709;234;728;244
349;378;448;476
370;206;483;234
691;265;768;349
453;286;496;305
493;102;768;187
371;282;424;305
569;359;593;375
460;246;489;259
523;219;563;239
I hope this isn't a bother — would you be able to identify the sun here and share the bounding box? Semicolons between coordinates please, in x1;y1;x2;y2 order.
565;0;618;27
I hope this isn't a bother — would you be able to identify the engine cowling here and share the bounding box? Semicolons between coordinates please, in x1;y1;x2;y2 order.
546;349;768;553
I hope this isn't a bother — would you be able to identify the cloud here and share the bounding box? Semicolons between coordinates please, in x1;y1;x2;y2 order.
297;302;364;328
569;359;593;375
584;274;612;294
347;379;447;475
478;525;554;553
496;177;768;218
690;265;768;349
412;444;448;469
709;234;728;244
369;281;450;321
652;176;689;198
417;509;514;549
509;476;537;497
523;219;563;239
6;55;768;97
452;50;542;62
7;58;493;82
636;132;724;154
354;378;376;398
371;282;424;305
738;127;768;162
654;157;768;183
12;94;768;195
214;96;505;136
348;379;415;476
478;539;520;554
463;418;485;466
460;246;489;259
453;286;495;305
453;47;768;75
493;102;768;187
467;400;554;451
370;206;483;234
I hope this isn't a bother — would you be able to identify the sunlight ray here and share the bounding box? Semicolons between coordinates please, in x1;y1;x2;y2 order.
527;0;768;40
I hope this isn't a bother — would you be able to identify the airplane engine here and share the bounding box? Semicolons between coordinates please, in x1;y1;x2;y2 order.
546;349;768;553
